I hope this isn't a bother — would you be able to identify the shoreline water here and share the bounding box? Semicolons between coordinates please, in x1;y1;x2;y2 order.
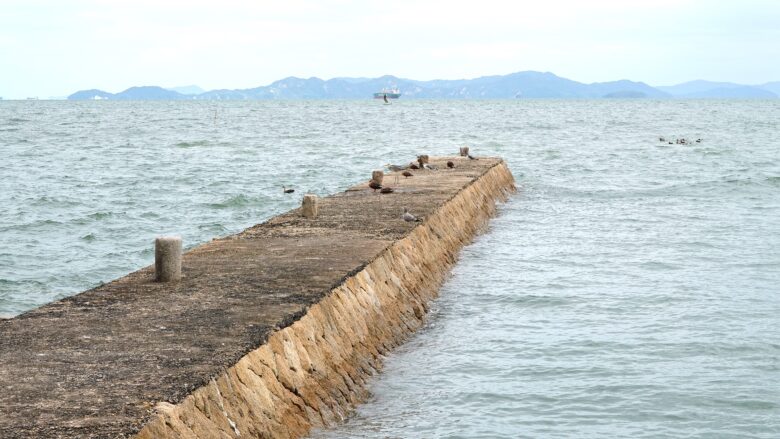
1;99;778;437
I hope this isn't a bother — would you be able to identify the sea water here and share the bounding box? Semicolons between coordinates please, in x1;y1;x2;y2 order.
1;100;778;437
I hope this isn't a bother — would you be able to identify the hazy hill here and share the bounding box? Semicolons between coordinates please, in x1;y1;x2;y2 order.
586;80;668;98
67;72;778;100
113;86;187;100
759;81;780;95
657;80;742;95
67;89;114;100
678;86;776;99
68;86;188;100
657;80;778;98
167;85;205;95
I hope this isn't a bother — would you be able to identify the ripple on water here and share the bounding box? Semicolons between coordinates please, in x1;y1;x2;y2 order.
173;140;210;148
206;193;272;209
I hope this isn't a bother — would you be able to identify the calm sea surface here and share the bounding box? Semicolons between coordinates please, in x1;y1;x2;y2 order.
1;100;779;437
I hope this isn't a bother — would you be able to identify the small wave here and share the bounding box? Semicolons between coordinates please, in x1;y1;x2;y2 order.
32;218;63;228
722;177;755;186
80;233;97;242
507;294;573;308
0;218;63;233
639;261;682;270
30;196;80;207
173;140;210;148
198;223;229;234
208;194;252;209
88;212;112;220
529;123;560;130
764;176;780;187
7;117;30;123
0;278;45;288
717;175;780;190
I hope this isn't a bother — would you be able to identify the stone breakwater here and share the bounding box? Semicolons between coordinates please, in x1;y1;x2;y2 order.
0;157;515;438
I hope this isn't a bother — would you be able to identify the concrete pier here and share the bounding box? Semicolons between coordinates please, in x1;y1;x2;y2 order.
0;156;515;438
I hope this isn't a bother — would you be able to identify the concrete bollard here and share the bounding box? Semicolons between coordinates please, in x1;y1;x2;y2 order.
371;170;384;185
302;194;319;219
155;236;182;282
459;146;469;157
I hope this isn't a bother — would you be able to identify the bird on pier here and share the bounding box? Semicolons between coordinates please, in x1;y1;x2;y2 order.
368;180;382;192
468;154;477;160
409;163;420;170
402;171;413;178
422;163;438;170
402;207;422;222
447;161;455;168
385;163;408;172
380;187;394;194
282;186;295;194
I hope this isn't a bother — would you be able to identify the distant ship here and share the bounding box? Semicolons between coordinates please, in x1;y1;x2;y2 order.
373;87;401;99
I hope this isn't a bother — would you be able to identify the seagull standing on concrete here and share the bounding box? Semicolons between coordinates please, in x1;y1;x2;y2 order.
385;163;408;172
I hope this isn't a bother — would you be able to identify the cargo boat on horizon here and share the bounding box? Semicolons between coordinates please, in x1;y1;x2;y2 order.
373;87;401;99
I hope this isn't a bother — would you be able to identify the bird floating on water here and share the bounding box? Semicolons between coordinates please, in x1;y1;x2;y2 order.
402;207;422;222
447;161;455;168
368;180;382;192
282;186;295;194
380;187;394;194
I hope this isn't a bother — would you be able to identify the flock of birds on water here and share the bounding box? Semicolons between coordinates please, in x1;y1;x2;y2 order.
282;152;478;223
659;136;703;145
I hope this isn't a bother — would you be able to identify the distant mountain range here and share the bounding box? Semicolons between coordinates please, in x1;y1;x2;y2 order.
67;72;780;100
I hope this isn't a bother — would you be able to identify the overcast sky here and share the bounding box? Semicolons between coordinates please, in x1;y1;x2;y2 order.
1;0;779;98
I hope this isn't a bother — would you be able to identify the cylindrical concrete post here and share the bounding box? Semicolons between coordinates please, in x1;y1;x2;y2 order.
459;146;469;157
155;236;182;282
371;170;384;185
302;194;319;219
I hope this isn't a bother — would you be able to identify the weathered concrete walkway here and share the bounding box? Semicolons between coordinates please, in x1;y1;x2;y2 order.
0;156;512;438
